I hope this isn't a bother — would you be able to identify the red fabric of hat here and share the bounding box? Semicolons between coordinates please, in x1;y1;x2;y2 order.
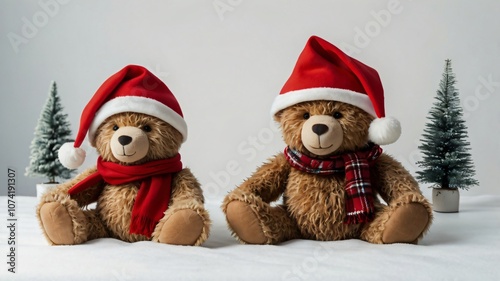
271;35;400;145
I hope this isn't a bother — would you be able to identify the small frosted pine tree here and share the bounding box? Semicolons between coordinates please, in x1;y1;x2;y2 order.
416;59;478;190
25;81;75;183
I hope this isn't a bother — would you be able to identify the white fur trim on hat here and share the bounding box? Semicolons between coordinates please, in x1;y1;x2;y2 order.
88;96;188;144
368;116;401;145
58;142;86;169
271;87;376;117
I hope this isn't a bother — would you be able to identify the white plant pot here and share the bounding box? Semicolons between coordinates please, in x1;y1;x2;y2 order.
432;188;460;213
36;183;59;200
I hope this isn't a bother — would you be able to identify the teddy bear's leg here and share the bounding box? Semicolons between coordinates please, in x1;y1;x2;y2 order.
151;168;210;246
223;190;300;245
38;201;110;245
151;201;210;246
360;193;432;244
83;209;109;241
36;167;107;245
37;198;89;245
226;201;267;244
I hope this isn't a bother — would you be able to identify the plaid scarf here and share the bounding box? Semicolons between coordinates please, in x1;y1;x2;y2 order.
68;155;183;237
284;144;382;224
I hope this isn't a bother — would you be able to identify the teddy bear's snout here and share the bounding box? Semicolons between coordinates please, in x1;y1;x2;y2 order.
118;135;133;146
110;126;150;163
301;115;343;156
312;124;329;136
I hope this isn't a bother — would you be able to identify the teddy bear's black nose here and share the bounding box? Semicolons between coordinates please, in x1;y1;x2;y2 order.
118;135;133;146
312;124;329;136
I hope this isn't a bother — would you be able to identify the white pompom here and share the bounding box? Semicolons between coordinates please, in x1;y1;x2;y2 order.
58;142;86;169
368;116;401;145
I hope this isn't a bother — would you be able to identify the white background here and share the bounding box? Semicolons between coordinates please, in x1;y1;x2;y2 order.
1;0;499;199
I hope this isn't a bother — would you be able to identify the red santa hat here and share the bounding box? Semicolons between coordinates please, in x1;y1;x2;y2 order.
59;65;187;169
271;35;401;145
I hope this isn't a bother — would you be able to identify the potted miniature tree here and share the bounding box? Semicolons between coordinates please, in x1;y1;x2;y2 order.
25;81;75;199
416;59;478;212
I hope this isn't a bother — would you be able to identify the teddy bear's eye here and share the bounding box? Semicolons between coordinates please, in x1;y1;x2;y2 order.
303;113;310;120
112;125;119;131
333;112;343;119
142;125;152;132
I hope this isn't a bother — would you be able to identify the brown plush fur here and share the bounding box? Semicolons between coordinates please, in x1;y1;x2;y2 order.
36;112;210;246
222;100;432;244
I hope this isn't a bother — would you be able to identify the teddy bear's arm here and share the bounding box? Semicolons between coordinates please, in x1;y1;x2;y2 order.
372;153;423;202
228;153;291;203
170;168;205;204
40;166;103;207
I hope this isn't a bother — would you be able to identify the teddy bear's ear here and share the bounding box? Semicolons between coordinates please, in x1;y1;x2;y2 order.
273;110;284;123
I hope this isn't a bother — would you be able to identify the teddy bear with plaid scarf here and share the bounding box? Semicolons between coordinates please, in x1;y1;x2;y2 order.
222;36;432;245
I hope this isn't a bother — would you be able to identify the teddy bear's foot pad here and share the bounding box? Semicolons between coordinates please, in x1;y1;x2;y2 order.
158;209;204;245
39;202;75;245
226;201;267;244
382;203;429;244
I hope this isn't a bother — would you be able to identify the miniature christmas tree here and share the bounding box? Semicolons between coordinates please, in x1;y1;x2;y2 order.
416;59;478;190
25;81;75;183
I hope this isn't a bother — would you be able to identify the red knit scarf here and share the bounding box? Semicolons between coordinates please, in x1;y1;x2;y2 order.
284;144;382;224
68;155;183;237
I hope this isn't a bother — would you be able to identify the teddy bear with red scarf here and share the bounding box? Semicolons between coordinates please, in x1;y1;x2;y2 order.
222;36;432;244
37;65;210;246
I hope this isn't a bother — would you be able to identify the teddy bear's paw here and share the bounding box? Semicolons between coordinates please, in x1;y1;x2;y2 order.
226;201;268;244
157;209;205;246
381;202;430;244
39;202;77;245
